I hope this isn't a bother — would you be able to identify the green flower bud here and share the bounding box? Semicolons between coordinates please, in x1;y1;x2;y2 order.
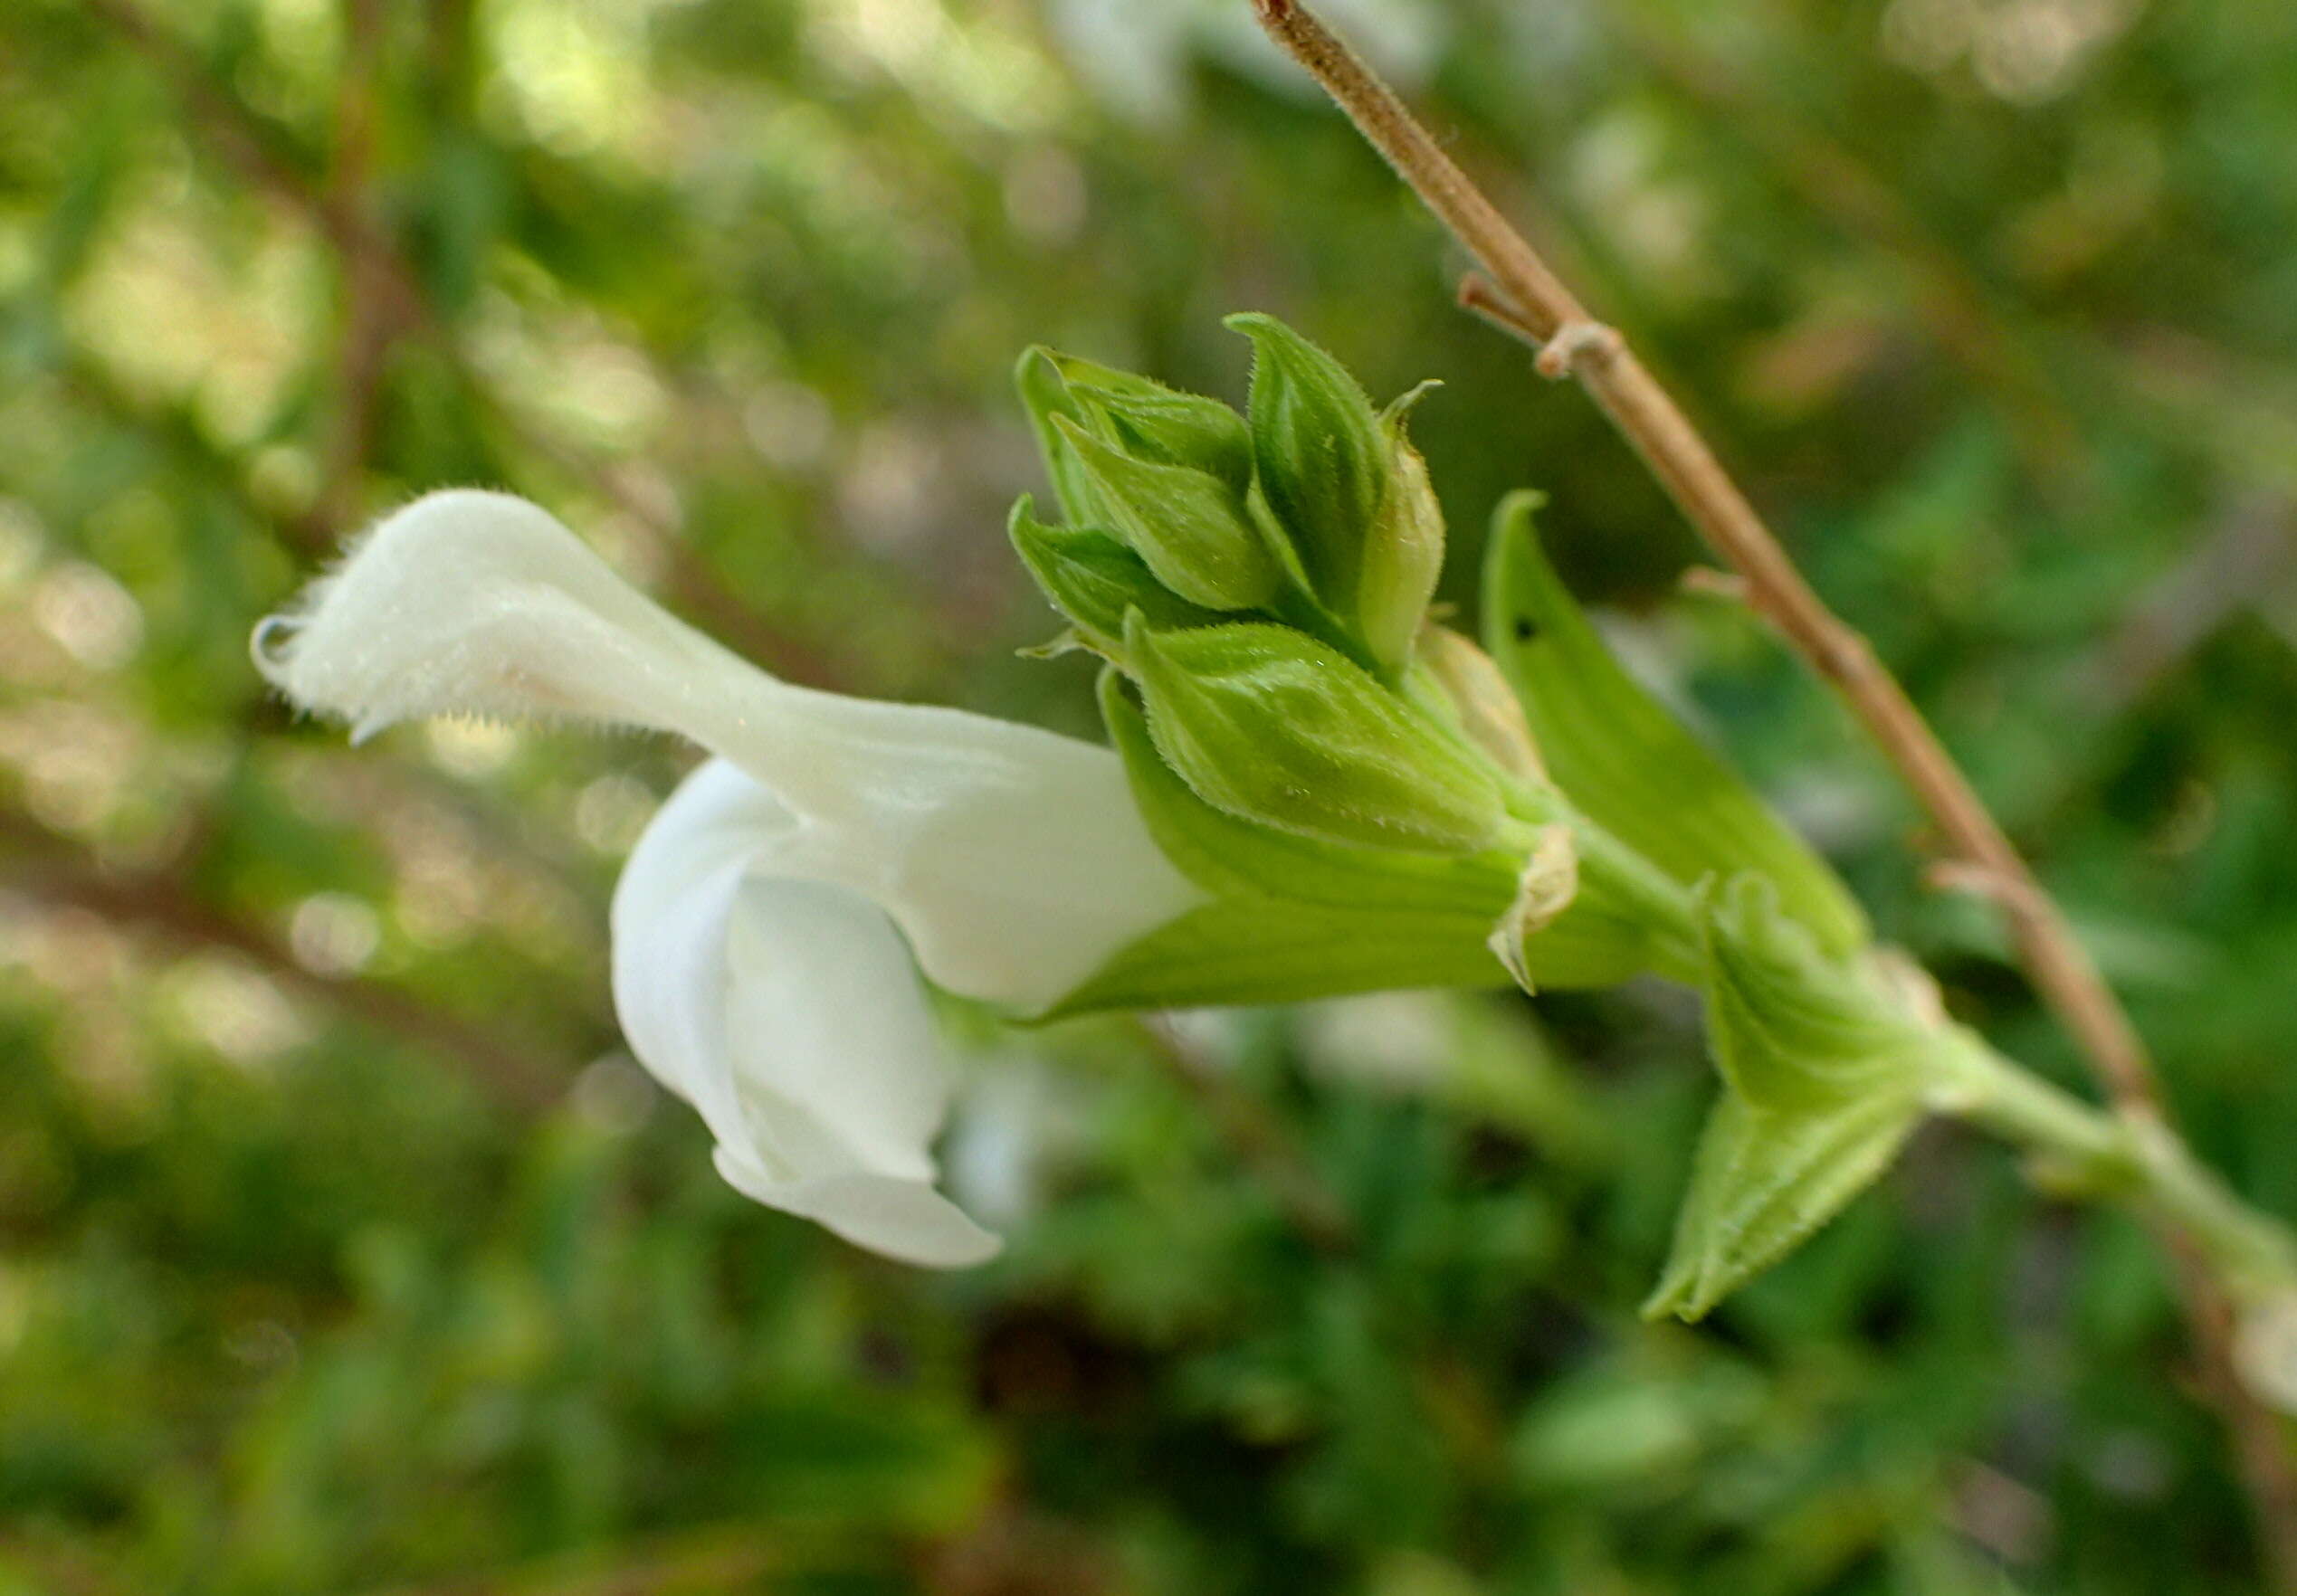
1006;496;1220;649
1054;414;1281;612
1122;612;1507;853
1225;312;1388;611
1357;425;1447;672
1042;351;1254;491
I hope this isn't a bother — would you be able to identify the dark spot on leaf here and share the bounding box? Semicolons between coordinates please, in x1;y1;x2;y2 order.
1512;616;1539;643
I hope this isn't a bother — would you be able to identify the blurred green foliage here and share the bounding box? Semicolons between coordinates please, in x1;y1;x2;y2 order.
5;0;2297;1591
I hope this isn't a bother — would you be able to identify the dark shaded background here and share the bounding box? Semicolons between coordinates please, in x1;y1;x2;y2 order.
5;0;2297;1590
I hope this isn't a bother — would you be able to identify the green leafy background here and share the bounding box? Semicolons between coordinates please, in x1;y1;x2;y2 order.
5;0;2296;1590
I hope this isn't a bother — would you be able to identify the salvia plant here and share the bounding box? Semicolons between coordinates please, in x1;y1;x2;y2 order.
253;314;2297;1369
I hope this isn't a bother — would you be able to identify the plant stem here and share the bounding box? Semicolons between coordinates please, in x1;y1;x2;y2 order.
1932;1039;2297;1300
1246;0;2297;1573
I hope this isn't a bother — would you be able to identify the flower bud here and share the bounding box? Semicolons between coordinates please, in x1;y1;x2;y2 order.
1007;496;1219;649
1226;312;1387;613
1054;415;1281;612
1122;612;1506;853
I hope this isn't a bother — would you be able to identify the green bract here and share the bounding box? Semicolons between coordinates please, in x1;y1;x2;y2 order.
1123;613;1507;854
1482;492;1870;958
1040;349;1255;491
1645;879;1946;1322
1357;425;1446;675
1227;313;1388;614
1006;497;1220;651
1014;347;1101;527
1053;416;1281;611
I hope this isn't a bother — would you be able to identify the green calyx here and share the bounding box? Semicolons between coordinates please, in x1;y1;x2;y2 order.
1048;670;1663;1016
1009;318;1904;1151
1225;312;1445;678
1120;610;1508;855
1226;312;1387;610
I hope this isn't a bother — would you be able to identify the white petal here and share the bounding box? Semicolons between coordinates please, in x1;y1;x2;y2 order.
253;489;760;747
613;764;999;1268
757;709;1200;1011
719;1160;1005;1269
257;491;1201;1011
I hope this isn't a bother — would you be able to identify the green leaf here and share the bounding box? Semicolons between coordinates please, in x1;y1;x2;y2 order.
1481;491;1869;958
1644;879;1939;1323
1054;415;1281;611
1123;613;1506;853
1007;497;1220;649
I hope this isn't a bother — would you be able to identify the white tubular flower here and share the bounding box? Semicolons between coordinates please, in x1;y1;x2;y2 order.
254;489;1204;1267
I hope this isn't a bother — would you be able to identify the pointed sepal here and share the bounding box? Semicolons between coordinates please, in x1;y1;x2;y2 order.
1007;496;1220;651
1227;312;1387;613
1053;415;1281;611
1486;826;1581;993
1041;350;1254;491
1644;878;1942;1323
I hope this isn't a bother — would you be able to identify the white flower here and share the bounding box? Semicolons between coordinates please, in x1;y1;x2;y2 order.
253;490;1203;1267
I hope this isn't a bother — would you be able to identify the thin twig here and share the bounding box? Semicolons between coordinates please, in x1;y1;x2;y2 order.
1457;273;1545;346
1247;0;2297;1578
